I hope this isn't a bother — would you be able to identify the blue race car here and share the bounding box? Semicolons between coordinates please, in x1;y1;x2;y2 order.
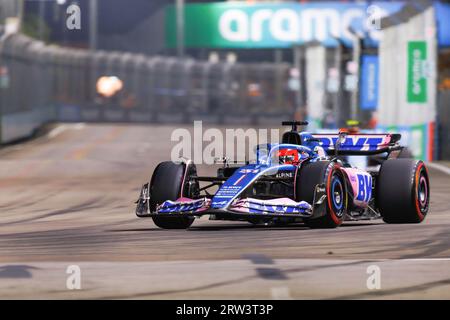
136;121;430;229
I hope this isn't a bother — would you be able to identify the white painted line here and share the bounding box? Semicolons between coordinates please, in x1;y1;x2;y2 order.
47;123;85;139
361;258;450;263
359;258;450;263
271;287;293;300
47;125;67;139
397;258;450;262
73;123;86;130
426;162;450;176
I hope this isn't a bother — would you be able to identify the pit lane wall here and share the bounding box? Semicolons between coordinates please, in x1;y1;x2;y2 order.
0;34;56;143
378;4;437;161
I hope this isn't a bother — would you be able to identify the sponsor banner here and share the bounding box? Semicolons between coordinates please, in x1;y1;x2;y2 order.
380;122;434;161
435;2;450;48
166;2;403;49
407;41;428;103
360;55;379;110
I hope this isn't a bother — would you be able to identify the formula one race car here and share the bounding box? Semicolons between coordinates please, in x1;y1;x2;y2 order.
136;121;430;229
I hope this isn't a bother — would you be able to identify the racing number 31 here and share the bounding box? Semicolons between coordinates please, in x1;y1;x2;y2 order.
356;174;372;203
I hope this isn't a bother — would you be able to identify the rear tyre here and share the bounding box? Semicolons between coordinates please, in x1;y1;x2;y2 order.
297;161;348;228
377;159;429;223
150;161;196;229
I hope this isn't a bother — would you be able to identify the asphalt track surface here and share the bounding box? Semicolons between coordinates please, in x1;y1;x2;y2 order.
0;123;449;299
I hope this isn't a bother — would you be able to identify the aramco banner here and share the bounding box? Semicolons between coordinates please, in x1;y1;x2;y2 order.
165;2;404;49
407;41;428;103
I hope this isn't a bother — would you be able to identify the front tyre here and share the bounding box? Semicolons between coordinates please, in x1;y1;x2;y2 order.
376;159;430;223
297;161;348;228
150;161;196;229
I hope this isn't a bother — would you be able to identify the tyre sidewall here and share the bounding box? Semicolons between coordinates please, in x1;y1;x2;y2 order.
150;161;195;229
297;161;347;228
377;159;430;223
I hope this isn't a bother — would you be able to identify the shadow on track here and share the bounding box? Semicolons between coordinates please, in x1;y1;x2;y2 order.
107;221;383;233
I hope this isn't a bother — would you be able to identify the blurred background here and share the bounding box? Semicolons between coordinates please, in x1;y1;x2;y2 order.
0;0;449;161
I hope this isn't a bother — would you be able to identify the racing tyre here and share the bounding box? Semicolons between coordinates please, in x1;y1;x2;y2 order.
150;161;196;229
297;161;348;228
377;159;429;223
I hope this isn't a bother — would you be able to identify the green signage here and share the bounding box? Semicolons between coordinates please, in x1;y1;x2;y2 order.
385;123;432;161
166;4;229;48
407;41;428;103
165;3;403;49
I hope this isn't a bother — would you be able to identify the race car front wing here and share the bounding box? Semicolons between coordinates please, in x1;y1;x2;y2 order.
136;183;328;220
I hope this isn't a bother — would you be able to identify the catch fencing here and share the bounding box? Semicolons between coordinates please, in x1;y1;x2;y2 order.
0;33;294;143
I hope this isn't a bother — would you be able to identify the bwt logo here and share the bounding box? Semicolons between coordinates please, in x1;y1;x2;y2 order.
218;6;388;44
317;136;385;152
356;173;373;203
66;4;81;30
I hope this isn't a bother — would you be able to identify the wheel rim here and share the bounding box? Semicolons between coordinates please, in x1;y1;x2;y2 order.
331;175;345;217
417;169;429;213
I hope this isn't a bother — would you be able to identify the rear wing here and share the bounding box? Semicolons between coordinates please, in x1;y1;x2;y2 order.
311;133;402;155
